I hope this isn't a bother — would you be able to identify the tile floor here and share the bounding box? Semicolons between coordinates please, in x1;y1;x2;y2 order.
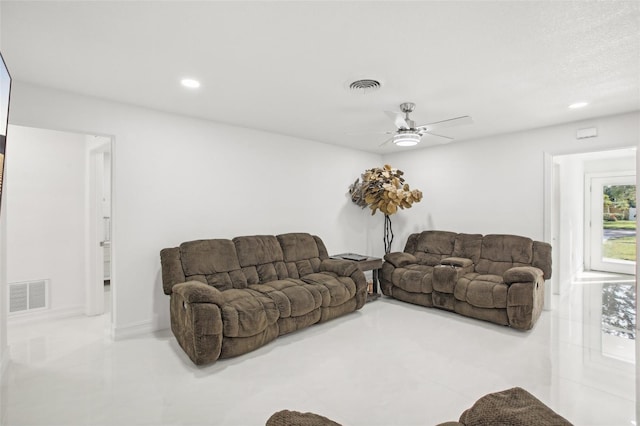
1;274;637;426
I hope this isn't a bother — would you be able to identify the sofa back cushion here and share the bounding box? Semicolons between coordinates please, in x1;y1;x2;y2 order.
533;241;552;279
452;233;483;264
476;234;534;276
277;233;324;278
412;231;457;266
234;235;290;285
179;239;248;291
161;233;334;293
403;233;420;253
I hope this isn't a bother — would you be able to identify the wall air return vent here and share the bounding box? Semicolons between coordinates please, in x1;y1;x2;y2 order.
8;279;49;314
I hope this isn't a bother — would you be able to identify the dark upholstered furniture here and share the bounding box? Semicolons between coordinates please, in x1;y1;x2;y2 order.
161;233;367;365
266;387;573;425
380;231;552;330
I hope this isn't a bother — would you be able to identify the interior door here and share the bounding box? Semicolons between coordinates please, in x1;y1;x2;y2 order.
588;173;636;275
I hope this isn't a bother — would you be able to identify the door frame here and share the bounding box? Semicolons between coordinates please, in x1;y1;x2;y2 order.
86;138;112;316
584;171;636;274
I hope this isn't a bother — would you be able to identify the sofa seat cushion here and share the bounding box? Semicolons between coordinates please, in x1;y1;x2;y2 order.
219;289;279;338
391;264;434;294
249;279;323;318
454;273;508;309
302;272;356;307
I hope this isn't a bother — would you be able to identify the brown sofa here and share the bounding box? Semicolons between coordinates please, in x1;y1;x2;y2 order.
265;387;572;425
160;232;367;365
380;231;552;330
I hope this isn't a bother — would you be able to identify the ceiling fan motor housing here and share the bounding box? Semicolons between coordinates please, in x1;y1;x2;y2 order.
400;102;416;113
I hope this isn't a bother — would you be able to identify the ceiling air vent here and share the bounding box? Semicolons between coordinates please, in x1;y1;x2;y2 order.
348;79;381;93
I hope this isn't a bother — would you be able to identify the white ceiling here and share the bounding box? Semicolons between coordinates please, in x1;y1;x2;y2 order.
1;1;639;153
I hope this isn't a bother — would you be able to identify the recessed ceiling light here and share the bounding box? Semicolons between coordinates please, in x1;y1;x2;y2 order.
181;78;201;89
568;102;588;109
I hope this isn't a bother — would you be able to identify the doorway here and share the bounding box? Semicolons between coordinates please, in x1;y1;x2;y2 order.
586;172;636;275
547;147;636;296
87;137;112;317
4;126;113;327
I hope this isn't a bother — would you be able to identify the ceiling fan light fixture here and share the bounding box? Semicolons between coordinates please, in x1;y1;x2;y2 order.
393;133;421;147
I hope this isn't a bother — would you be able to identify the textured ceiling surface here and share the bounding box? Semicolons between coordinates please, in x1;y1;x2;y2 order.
1;1;639;152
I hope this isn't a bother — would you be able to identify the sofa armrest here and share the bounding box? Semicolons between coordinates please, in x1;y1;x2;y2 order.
320;258;367;309
504;266;544;285
459;387;572;425
320;258;358;276
169;281;225;365
172;281;225;305
384;252;417;268
440;257;473;268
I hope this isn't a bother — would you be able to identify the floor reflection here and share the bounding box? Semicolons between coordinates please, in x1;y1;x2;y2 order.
601;281;636;340
573;272;636;365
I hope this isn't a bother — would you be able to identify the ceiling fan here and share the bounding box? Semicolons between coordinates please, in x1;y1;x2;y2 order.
380;102;473;147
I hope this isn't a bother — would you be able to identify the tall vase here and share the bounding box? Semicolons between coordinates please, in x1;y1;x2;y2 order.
383;214;394;254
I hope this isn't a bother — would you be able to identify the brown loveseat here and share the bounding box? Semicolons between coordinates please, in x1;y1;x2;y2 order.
380;231;552;330
265;387;572;425
160;233;367;365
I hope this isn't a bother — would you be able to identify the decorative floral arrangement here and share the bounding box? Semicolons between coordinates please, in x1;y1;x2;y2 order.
349;164;423;216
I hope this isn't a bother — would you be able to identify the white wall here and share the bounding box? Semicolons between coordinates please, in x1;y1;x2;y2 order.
584;155;637;174
381;112;640;255
5;126;87;318
5;82;382;338
0;190;8;377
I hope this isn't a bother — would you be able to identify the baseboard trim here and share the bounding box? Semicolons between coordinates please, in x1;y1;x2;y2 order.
112;320;154;341
7;305;85;325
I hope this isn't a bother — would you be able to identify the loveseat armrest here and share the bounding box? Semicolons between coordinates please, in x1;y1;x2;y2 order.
504;267;546;330
433;258;475;296
320;258;358;277
383;252;417;268
172;281;225;305
503;266;544;285
440;257;474;268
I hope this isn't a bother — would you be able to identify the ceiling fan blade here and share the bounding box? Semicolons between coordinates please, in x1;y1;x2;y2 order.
378;136;394;147
422;131;454;143
346;131;394;136
418;115;473;131
385;110;409;129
